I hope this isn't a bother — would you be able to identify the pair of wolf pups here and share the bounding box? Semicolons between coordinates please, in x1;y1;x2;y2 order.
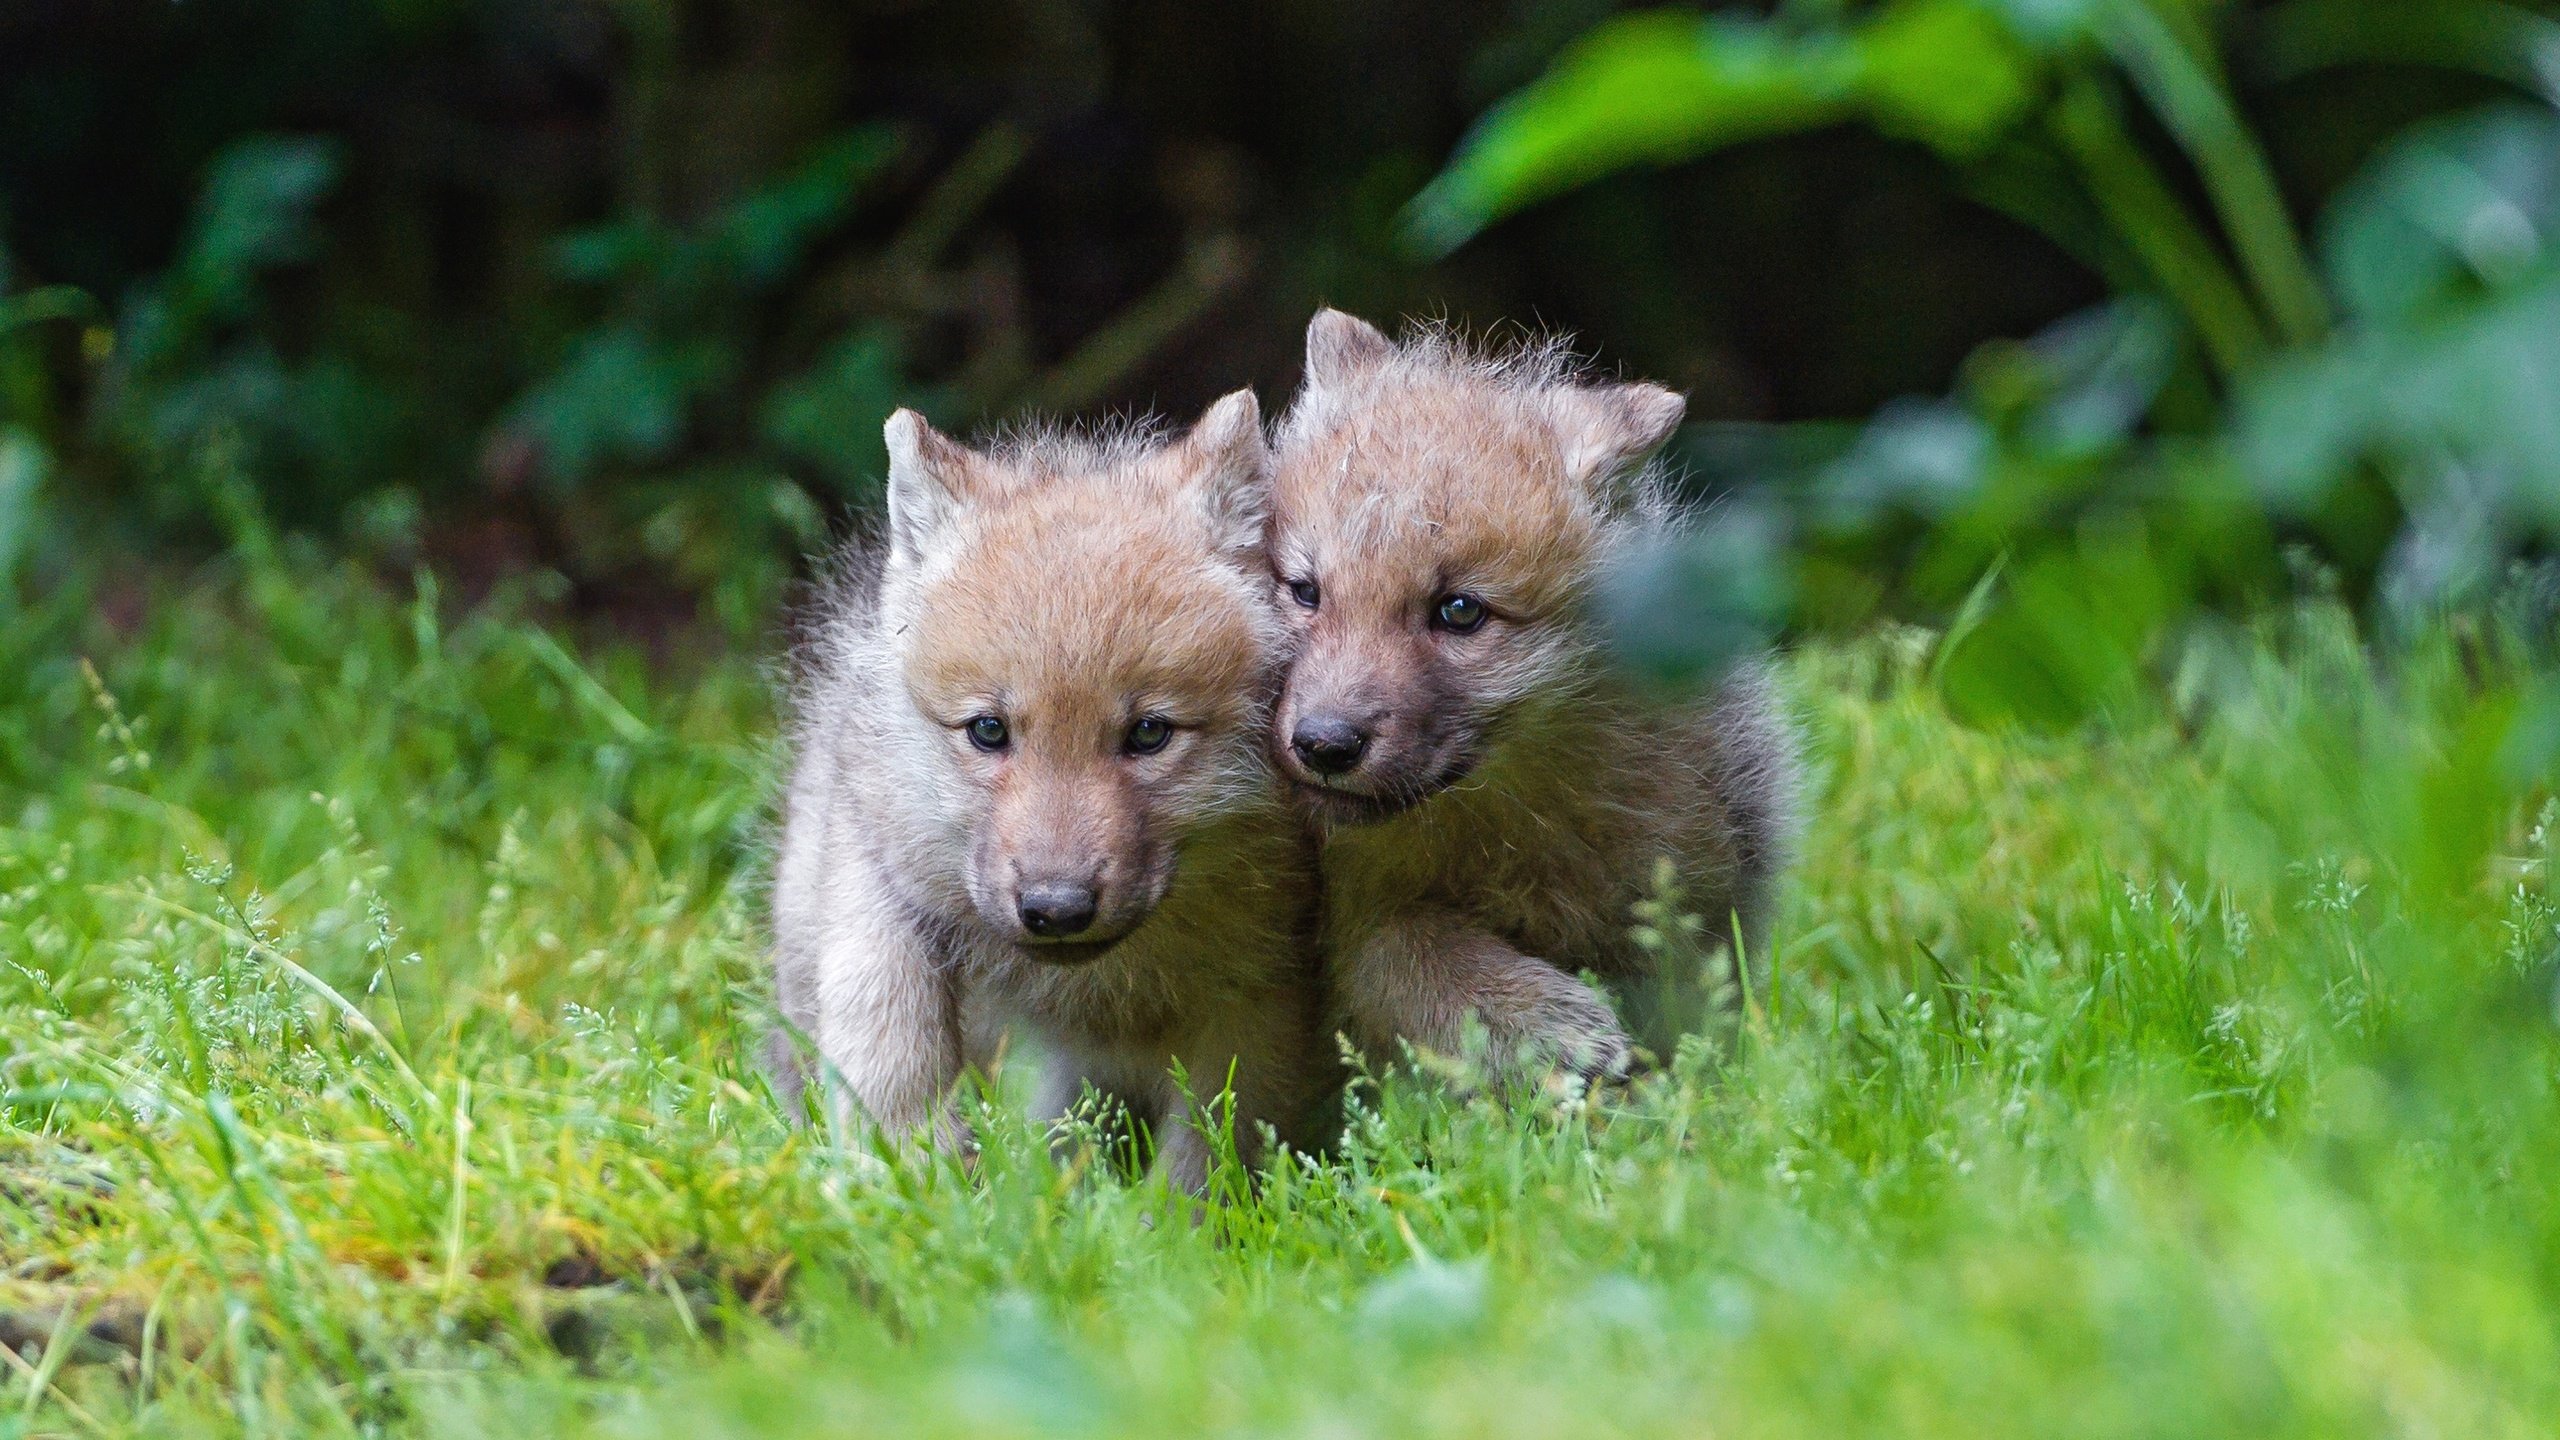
769;309;1799;1190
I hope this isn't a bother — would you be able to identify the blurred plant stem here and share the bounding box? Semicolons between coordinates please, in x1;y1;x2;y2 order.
2098;2;2329;347
2046;76;2267;379
1018;237;1250;415
882;123;1032;278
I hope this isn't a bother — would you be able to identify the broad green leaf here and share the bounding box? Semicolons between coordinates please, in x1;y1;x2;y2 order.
2321;105;2560;325
2258;0;2560;93
1816;398;1996;527
1966;296;2180;456
1402;2;2039;256
1403;12;1861;257
2254;98;2560;558
1859;0;2042;152
0;285;95;335
2240;271;2560;524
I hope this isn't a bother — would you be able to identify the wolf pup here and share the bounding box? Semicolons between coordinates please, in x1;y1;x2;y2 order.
1267;310;1801;1080
768;392;1328;1189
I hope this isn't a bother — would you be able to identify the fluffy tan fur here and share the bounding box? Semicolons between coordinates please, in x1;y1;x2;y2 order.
768;392;1331;1187
1269;310;1802;1075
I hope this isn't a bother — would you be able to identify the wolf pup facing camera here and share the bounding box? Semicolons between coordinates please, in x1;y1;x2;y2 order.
768;391;1329;1189
1268;309;1801;1080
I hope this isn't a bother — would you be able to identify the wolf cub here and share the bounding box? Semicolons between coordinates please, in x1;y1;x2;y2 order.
768;392;1329;1188
1267;310;1801;1078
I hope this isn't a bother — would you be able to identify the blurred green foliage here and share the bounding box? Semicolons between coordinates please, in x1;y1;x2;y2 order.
1424;0;2560;723
1403;2;2042;258
0;2;1312;624
5;0;2560;680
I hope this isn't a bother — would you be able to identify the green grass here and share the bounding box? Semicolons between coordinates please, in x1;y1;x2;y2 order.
3;551;2557;1438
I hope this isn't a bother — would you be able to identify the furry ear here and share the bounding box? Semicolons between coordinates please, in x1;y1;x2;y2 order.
1303;308;1395;392
883;409;977;564
1174;388;1271;556
1550;382;1685;491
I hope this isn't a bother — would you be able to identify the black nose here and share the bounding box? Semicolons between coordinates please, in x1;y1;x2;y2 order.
1017;883;1099;938
1290;716;1371;776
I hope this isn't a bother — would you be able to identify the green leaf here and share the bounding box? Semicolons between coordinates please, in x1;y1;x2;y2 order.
1402;11;1862;257
1599;502;1793;689
551;221;661;286
757;323;926;501
2320;104;2560;326
1816;398;1996;528
1401;2;2040;257
2096;0;2329;345
2257;0;2560;94
714;127;901;286
1934;520;2175;730
172;137;341;324
2247;100;2560;551
0;285;95;335
508;327;733;487
2239;271;2560;525
0;425;46;597
1859;0;2043;153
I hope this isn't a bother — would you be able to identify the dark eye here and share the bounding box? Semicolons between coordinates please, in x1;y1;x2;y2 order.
1287;578;1321;610
1124;716;1175;755
965;714;1010;751
1433;593;1488;633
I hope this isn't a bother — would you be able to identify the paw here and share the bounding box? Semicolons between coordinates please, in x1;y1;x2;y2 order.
1509;984;1635;1092
1547;1016;1636;1092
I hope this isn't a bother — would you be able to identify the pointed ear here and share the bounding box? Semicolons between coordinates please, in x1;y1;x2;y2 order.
1174;388;1271;556
1551;382;1685;490
883;409;976;564
1303;308;1394;392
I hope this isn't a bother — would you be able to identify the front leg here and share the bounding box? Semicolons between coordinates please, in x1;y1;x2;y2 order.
1334;909;1630;1084
807;882;966;1148
1153;998;1331;1196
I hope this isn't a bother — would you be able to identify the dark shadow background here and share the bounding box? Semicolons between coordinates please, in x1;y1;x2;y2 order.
0;0;2514;632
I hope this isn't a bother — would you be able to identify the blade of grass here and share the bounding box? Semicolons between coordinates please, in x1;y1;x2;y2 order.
0;1303;109;1438
521;629;654;748
108;885;435;1110
442;1075;474;1299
